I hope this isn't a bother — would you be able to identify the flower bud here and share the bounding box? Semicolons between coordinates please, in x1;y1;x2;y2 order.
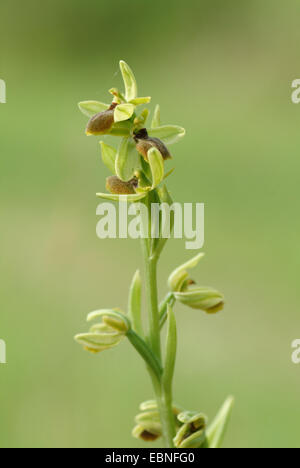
174;287;224;313
74;331;123;353
177;411;207;428
174;411;207;448
168;253;224;314
132;400;181;442
139;399;182;415
86;103;117;136
106;176;138;195
134;128;171;161
168;253;205;293
74;309;129;353
102;315;129;333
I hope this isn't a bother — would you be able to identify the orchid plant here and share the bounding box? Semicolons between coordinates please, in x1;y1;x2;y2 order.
75;61;233;448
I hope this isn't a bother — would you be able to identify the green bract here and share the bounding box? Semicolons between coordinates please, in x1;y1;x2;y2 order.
100;141;117;173
115;137;141;182
204;397;234;449
148;147;164;189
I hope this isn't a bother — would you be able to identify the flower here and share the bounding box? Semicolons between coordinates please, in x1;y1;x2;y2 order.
132;400;181;443
168;253;225;313
134;128;172;161
174;411;207;448
86;103;117;136
74;309;130;354
106;176;138;195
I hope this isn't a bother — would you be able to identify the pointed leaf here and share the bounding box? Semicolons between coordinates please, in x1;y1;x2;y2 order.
148;147;164;189
151;105;161;128
116;137;141;182
205;397;234;448
114;103;135;123
119;60;138;101
100;141;117;174
78;101;109;117
148;125;186;145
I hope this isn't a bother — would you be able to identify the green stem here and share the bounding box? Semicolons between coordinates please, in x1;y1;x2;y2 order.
141;194;176;448
148;364;176;448
145;255;161;359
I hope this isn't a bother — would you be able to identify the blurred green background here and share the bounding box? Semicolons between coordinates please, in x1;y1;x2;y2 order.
1;0;300;448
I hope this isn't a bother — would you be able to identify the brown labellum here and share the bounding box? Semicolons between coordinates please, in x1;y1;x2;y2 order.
134;128;172;161
106;176;138;195
86;103;117;136
139;430;160;442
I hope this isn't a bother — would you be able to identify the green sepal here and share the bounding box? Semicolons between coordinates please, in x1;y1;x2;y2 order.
130;97;151;105
74;331;123;352
78;101;109;117
148;125;186;145
119;60;138;102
